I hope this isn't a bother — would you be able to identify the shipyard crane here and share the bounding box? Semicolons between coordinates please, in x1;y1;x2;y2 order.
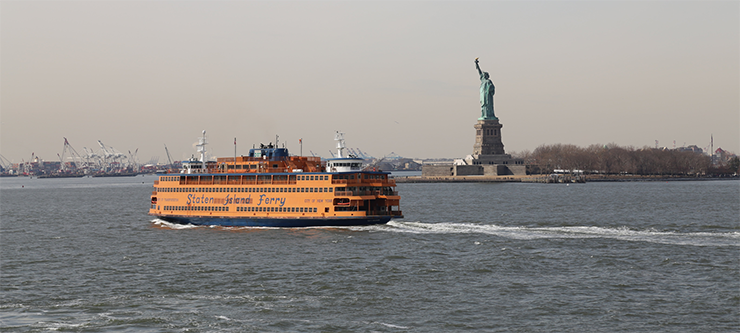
0;154;12;172
59;138;87;172
97;140;127;170
57;153;67;172
82;147;102;168
128;149;139;170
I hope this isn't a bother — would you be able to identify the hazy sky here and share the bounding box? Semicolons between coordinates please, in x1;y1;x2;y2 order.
2;1;738;164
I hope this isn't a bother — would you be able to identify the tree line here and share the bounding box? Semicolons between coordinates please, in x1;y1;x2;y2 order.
514;144;739;176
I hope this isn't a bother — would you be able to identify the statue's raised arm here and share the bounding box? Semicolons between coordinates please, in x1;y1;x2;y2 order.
475;58;483;77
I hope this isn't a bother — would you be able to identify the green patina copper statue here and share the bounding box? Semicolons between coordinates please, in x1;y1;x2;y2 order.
475;58;497;120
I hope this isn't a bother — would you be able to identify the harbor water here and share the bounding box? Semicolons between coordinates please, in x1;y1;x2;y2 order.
1;175;738;332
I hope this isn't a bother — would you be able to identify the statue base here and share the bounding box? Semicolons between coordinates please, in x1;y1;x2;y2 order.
473;119;505;155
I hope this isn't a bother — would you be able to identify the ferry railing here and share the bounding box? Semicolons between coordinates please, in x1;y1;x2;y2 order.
334;190;399;197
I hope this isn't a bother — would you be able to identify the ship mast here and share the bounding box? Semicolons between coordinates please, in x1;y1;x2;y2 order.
196;130;208;162
335;131;346;158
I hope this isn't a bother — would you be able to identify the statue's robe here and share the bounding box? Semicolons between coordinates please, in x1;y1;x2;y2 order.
479;77;495;119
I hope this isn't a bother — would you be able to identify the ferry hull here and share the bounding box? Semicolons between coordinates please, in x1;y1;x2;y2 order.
154;214;393;228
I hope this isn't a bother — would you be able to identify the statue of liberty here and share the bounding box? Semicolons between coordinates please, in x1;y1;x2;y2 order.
475;58;497;120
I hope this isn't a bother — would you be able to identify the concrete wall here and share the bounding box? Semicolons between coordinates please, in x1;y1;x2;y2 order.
454;165;483;176
421;164;454;177
423;163;528;177
508;165;527;175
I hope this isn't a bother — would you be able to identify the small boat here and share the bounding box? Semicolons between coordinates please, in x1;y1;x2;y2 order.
148;131;403;227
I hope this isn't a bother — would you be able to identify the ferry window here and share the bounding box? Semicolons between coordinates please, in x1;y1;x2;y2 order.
329;188;333;192
309;176;313;181
300;207;304;213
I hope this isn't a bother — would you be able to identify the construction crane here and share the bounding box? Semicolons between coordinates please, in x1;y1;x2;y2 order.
164;144;174;165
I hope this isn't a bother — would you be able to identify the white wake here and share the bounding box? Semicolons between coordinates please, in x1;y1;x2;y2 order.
353;221;740;247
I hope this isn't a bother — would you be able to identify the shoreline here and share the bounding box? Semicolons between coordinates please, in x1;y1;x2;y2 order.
394;174;739;183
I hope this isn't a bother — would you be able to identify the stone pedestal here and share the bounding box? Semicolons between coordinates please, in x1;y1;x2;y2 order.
473;119;505;155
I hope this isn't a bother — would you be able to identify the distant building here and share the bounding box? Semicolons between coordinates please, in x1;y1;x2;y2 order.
676;145;703;154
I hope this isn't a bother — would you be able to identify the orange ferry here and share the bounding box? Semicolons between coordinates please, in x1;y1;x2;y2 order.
149;131;403;227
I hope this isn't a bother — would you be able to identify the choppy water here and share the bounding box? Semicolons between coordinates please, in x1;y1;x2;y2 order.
1;175;738;332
